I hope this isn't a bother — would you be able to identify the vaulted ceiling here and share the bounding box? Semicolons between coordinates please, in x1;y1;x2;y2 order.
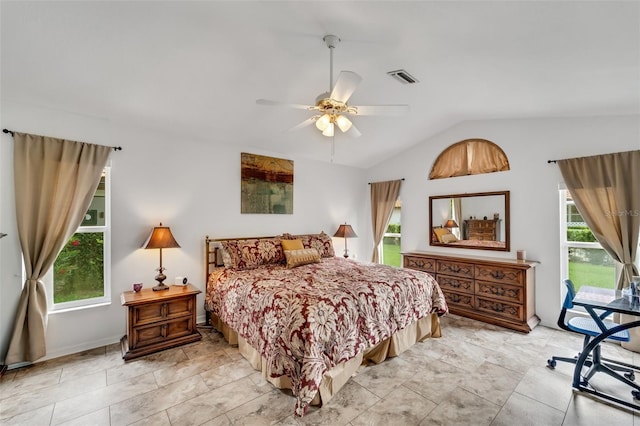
2;1;638;168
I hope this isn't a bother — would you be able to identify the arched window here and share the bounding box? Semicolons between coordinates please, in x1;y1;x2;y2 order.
429;139;510;179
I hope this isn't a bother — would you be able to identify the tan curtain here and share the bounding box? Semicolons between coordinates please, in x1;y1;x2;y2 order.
452;198;462;239
370;179;402;263
557;150;640;290
429;139;510;179
4;132;111;365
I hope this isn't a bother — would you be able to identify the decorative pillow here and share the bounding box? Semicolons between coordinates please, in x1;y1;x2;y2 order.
282;232;335;258
441;233;458;243
433;227;451;243
284;248;321;268
281;239;304;251
221;238;285;270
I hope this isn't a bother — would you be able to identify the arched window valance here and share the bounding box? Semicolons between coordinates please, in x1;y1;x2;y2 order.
429;139;510;180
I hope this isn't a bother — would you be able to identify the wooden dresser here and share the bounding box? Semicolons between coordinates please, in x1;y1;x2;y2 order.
403;251;539;333
464;219;499;241
120;284;201;360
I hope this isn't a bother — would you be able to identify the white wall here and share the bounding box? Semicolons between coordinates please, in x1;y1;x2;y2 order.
0;102;367;363
365;115;640;328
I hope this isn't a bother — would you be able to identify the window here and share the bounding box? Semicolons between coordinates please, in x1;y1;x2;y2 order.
560;189;615;293
49;168;111;310
381;200;401;267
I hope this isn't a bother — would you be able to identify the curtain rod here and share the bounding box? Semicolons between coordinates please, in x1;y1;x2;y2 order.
547;160;558;164
3;128;122;151
368;178;405;185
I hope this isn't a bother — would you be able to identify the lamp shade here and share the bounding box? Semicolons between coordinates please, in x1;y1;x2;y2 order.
334;223;357;239
444;219;459;229
143;223;181;249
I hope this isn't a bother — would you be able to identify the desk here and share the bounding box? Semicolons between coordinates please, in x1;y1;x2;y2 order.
572;286;640;410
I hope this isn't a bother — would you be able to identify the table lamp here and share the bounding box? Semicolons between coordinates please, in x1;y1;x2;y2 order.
444;219;459;229
142;222;181;291
334;223;357;258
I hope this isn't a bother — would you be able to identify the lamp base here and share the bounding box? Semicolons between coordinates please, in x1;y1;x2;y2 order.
152;270;169;291
152;283;170;291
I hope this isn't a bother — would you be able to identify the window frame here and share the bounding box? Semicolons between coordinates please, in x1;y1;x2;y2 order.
46;167;111;312
559;188;617;293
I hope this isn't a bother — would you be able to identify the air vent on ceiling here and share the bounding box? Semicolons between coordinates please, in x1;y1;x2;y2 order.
387;69;419;84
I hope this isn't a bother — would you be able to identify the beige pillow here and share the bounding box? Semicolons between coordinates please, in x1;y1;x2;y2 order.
281;239;304;251
441;233;458;243
284;248;321;268
433;227;450;242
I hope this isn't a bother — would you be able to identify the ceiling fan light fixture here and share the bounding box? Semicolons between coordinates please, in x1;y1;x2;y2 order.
316;113;331;131
335;115;352;133
322;122;335;137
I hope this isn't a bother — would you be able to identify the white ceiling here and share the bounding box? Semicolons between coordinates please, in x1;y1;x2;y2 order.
2;1;638;168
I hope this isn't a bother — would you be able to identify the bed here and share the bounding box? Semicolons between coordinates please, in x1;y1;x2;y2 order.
204;233;448;416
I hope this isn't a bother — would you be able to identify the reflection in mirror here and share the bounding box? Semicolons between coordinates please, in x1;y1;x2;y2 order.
429;191;510;252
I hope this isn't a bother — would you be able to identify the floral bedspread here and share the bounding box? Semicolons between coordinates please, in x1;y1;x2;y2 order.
205;257;448;416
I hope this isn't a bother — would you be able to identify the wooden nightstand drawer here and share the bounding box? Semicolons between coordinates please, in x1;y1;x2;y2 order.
121;284;201;360
133;298;193;326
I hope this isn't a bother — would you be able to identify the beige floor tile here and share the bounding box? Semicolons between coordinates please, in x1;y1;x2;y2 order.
515;365;575;412
110;375;210;425
0;403;54;426
420;387;501;426
57;407;110;426
296;380;380;426
0;368;61;400
153;350;231;387
166;376;270;426
458;360;524;406
50;372;157;425
1;370;105;421
128;410;172;426
491;392;564;426
350;386;437;426
224;388;297;425
563;392;635;426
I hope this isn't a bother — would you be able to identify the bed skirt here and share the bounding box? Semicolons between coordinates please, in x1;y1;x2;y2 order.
208;312;441;406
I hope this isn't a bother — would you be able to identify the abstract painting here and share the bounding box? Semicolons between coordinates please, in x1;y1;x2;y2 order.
241;152;293;214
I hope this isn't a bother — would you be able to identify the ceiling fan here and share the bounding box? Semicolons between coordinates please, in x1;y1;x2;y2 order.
256;34;409;139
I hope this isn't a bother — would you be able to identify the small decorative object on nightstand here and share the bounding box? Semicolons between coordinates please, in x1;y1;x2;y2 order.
142;222;181;291
120;284;201;360
333;223;357;258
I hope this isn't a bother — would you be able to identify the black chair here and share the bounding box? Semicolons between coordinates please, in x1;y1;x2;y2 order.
547;279;637;386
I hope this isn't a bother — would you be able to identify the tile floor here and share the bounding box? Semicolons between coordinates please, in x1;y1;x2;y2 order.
2;314;640;425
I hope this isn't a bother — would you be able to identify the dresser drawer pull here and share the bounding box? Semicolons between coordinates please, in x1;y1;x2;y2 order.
450;266;461;273
491;271;505;280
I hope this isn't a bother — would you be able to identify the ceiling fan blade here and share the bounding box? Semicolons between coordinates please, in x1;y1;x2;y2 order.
345;123;361;138
256;99;316;110
330;71;362;103
351;104;410;116
286;116;317;132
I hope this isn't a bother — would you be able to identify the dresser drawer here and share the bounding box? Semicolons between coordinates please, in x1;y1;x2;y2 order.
437;260;474;279
475;265;523;286
443;290;474;310
404;256;436;273
475;296;523;322
437;274;474;294
475;280;523;304
132;298;193;327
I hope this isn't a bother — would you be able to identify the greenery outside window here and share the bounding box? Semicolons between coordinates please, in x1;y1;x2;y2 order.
49;168;111;310
381;200;401;267
560;189;615;293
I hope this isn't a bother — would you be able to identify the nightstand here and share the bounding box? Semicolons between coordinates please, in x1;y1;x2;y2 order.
120;284;201;360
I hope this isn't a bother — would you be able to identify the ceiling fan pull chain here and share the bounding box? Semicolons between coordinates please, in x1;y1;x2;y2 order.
331;136;335;163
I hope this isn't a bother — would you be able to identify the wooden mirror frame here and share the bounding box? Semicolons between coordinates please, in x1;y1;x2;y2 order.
429;190;510;252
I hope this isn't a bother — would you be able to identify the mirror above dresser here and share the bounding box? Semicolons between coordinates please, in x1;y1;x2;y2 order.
429;190;510;252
